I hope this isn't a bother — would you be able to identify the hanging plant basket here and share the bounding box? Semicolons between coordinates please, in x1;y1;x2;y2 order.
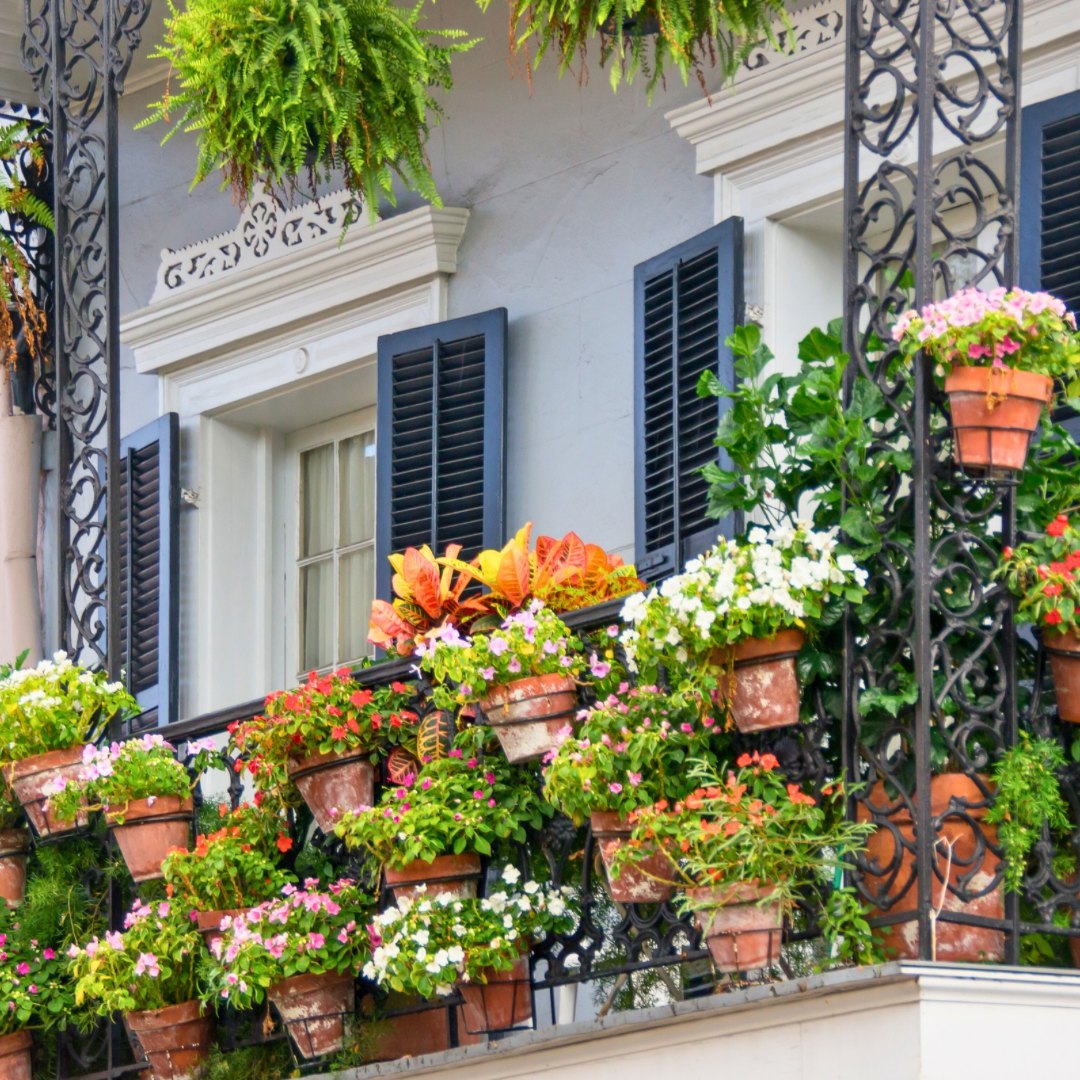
457;958;532;1034
479;674;578;763
268;971;355;1059
287;750;374;834
124;1000;213;1080
9;745;89;839
0;1029;31;1080
710;629;804;733
106;796;193;883
0;829;30;908
686;881;783;974
384;853;482;903
1045;630;1080;723
590;811;675;904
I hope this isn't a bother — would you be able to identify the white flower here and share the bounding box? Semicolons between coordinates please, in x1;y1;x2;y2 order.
447;945;464;964
435;984;454;997
362;961;378;980
502;866;521;885
503;914;514;928
413;929;430;946
549;896;567;917
416;947;428;962
523;881;539;895
748;527;768;545
836;554;857;573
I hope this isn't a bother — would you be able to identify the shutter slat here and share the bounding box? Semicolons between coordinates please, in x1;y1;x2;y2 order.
1038;110;1080;316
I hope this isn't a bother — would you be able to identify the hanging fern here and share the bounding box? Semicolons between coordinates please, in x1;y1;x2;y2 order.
141;0;476;218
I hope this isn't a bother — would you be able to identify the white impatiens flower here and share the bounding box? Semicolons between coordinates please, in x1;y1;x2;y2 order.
413;929;430;946
447;945;465;964
501;865;521;885
748;526;769;545
523;881;539;895
549;896;567;917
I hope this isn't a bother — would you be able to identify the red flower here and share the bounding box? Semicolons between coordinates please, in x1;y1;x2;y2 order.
1067;551;1080;571
331;726;347;740
276;833;293;853
736;753;752;768
759;753;779;771
347;718;360;734
370;714;382;731
1003;546;1013;559
334;667;352;679
350;689;374;709
1044;583;1064;597
283;694;301;712
1046;608;1064;626
389;713;403;729
327;705;342;717
1048;515;1070;537
391;682;410;694
316;678;334;696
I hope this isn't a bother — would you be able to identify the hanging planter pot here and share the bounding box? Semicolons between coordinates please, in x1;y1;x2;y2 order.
1045;630;1080;723
590;811;675;904
9;745;89;838
945;366;1051;477
287;749;374;834
479;674;578;763
195;908;253;952
268;971;355;1059
124;1000;213;1080
384;853;482;904
0;1029;32;1080
106;796;193;883
710;630;805;733
686;881;783;974
0;829;30;908
457;957;532;1034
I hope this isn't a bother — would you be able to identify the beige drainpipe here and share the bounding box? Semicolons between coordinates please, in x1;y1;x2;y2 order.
0;371;43;666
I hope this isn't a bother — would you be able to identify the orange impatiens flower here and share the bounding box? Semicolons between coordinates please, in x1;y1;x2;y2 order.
276;832;293;853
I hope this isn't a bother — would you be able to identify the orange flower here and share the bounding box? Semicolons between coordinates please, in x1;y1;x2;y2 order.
276;833;293;853
759;753;779;771
723;821;740;836
736;753;752;768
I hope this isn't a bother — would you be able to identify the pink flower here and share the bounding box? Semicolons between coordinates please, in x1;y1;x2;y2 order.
16;963;29;976
559;656;575;668
607;625;619;638
454;813;463;821
479;667;495;681
467;758;478;768
157;902;171;918
42;949;55;961
508;657;522;674
608;783;623;795
449;749;463;759
489;638;509;657
27;985;37;995
589;654;611;679
680;723;693;733
134;952;160;978
337;929;349;944
628;772;642;787
421;778;433;790
485;771;496;783
488;798;496;807
473;790;483;800
308;933;326;950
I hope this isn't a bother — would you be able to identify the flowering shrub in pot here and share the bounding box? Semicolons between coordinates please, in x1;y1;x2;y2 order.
418;604;585;762
542;685;727;903
363;865;575;1034
0;788;28;909
620;525;866;732
67;899;211;1080
620;755;873;973
0;653;136;838
996;515;1080;721
231;673;419;832
44;735;218;882
893;287;1080;476
334;749;550;901
203;879;372;1059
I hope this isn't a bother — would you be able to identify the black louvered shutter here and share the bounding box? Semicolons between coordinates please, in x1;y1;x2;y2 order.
118;413;180;729
634;218;744;582
375;310;507;600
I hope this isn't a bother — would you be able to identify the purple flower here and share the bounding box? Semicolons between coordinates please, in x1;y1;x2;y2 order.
508;657;522;674
559;656;575;668
489;638;509;657
606;625;619;638
589;653;611;679
479;667;495;681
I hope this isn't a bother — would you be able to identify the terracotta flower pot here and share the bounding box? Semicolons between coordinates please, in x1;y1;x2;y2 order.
268;970;355;1059
710;630;805;733
124;1000;213;1080
195;908;252;951
945;366;1051;476
687;881;783;973
457;957;532;1034
479;674;578;763
106;796;193;883
384;853;482;903
287;749;375;834
0;829;30;908
590;811;675;903
857;773;1004;962
1045;629;1080;723
9;745;90;838
0;1030;32;1080
358;994;482;1061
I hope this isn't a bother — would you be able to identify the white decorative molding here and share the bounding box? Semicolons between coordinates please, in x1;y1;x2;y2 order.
739;0;844;77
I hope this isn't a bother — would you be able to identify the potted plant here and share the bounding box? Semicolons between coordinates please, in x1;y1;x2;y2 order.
622;754;873;973
418;604;586;762
620;524;867;733
231;673;419;833
363;865;575;1034
893;287;1080;476
997;515;1080;720
67;899;211;1080
43;735;217;882
0;786;28;908
203;879;371;1059
334;747;550;901
140;0;473;220
542;684;726;903
161;803;296;948
0;653;137;838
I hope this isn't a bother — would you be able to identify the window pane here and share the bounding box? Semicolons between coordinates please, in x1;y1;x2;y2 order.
301;443;335;558
339;431;376;547
301;559;334;671
339;547;375;662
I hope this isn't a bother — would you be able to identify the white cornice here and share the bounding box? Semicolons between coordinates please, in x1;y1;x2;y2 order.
120;203;470;375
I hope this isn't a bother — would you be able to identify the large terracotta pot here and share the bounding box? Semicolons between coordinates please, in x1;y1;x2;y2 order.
195;908;253;952
9;745;89;838
479;674;578;763
710;630;805;733
384;853;482;903
124;1000;213;1080
287;749;375;834
106;796;192;883
268;970;355;1059
687;882;782;973
0;829;30;908
0;1029;32;1080
1045;630;1080;723
590;811;675;903
457;957;532;1034
858;773;1004;962
945;366;1051;476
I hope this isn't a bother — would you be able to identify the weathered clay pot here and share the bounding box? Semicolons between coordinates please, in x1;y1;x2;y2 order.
195;908;253;951
590;811;675;903
858;773;1004;962
124;1000;213;1080
687;881;783;973
9;745;89;838
106;795;192;883
711;630;805;733
457;957;532;1034
384;853;482;903
0;1029;32;1080
287;749;374;834
359;995;482;1061
268;970;355;1059
1045;629;1080;723
0;829;30;908
945;366;1051;476
479;674;578;763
